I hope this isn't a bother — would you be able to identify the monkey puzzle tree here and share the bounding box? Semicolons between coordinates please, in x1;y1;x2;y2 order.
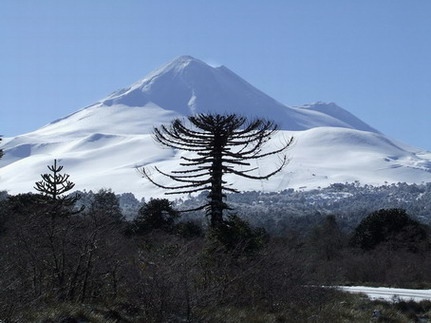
35;159;75;200
34;159;82;215
142;113;292;228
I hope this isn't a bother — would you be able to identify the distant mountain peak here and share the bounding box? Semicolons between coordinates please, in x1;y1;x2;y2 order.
297;102;380;133
1;56;431;197
141;55;213;82
93;56;380;132
42;56;379;134
101;55;288;118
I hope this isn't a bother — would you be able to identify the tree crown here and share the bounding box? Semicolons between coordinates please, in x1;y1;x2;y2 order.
142;113;292;227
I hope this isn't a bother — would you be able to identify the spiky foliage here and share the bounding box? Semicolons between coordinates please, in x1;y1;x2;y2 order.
142;113;292;227
35;159;75;200
34;159;82;215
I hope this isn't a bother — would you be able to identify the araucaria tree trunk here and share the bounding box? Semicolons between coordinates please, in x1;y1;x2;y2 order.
142;113;292;228
208;127;227;227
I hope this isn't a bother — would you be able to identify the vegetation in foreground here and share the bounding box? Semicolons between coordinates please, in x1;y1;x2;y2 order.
1;188;431;322
11;293;431;322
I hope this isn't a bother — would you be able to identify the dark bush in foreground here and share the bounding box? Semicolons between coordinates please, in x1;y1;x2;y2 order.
350;208;428;251
209;214;269;255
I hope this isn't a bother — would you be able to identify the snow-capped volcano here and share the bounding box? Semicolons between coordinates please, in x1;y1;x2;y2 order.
101;55;378;132
1;56;430;198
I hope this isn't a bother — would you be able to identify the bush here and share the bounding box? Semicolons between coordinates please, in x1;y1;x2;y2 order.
175;220;204;238
132;198;179;234
210;214;268;255
350;208;428;251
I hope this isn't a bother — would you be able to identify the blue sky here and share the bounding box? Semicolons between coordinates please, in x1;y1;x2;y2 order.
1;1;430;150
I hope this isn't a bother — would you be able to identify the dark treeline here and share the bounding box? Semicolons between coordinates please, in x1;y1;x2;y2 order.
65;181;431;234
2;184;431;321
179;181;431;234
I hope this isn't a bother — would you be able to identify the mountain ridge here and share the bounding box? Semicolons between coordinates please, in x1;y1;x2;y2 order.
0;55;430;198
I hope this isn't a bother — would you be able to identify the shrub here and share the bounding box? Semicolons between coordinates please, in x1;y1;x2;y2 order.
132;198;179;234
210;214;269;255
350;208;428;251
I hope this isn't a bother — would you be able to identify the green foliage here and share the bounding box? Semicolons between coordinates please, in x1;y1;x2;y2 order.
0;193;48;236
4;188;431;322
89;188;124;222
350;208;428;251
11;302;149;323
7;171;431;322
1;193;55;221
210;214;269;255
0;191;135;313
175;220;204;238
308;215;347;261
133;198;179;234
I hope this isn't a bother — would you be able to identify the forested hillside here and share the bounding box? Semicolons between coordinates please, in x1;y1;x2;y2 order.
224;181;431;234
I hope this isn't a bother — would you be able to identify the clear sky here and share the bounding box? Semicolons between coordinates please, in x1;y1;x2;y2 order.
1;1;430;150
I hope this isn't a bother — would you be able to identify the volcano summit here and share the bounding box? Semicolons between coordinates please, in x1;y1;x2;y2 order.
1;56;430;197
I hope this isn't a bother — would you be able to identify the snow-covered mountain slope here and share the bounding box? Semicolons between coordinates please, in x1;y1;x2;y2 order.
1;56;430;198
100;56;378;132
